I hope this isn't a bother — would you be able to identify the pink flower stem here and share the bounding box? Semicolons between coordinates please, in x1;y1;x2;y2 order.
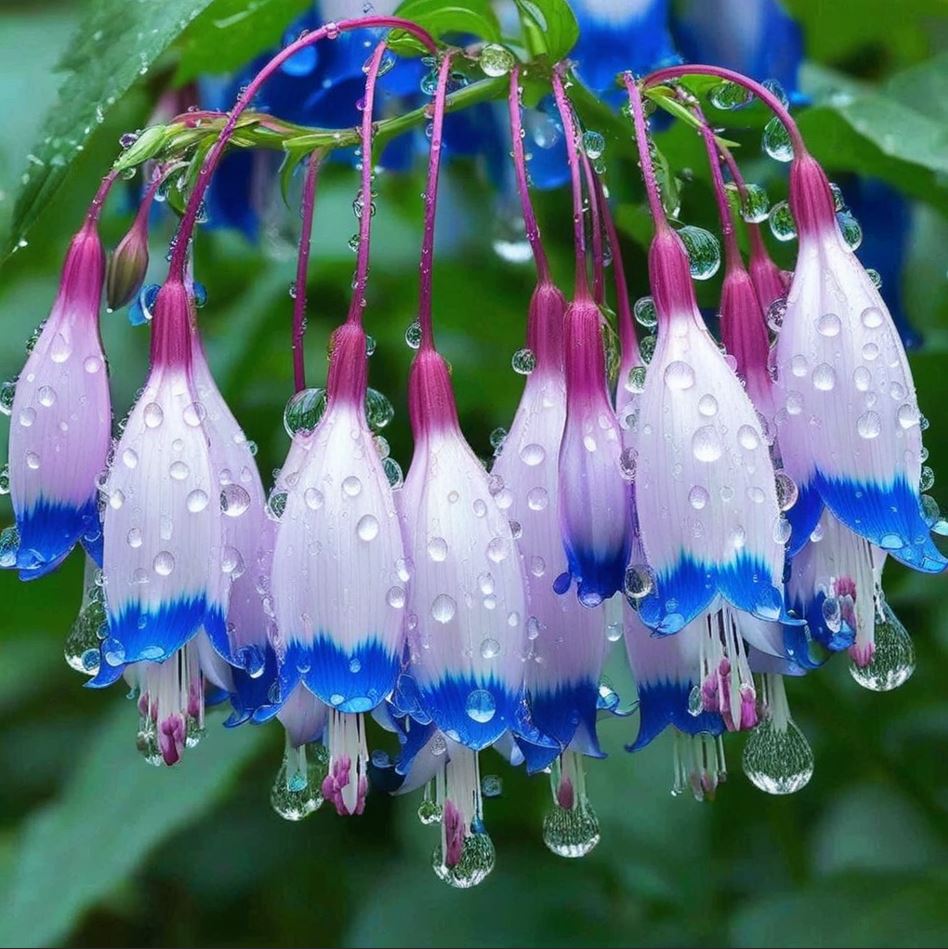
347;40;388;325
292;154;321;393
593;175;640;364
642;64;807;157
580;151;604;305
691;103;741;271
133;161;185;231
85;169;120;226
550;68;590;301
167;16;438;281
623;74;668;232
507;66;550;283
718;145;772;269
417;52;455;353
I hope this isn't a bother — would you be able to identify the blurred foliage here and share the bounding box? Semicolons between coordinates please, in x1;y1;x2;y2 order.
0;1;946;947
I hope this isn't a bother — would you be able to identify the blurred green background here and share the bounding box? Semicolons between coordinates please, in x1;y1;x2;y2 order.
0;1;946;947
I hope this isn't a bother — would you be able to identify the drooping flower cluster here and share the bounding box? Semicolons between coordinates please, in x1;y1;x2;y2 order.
2;13;943;891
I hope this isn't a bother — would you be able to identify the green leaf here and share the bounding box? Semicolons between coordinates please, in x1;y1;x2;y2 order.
6;0;216;258
174;0;314;82
390;0;501;54
731;871;948;948
798;60;948;212
0;701;268;948
514;0;579;62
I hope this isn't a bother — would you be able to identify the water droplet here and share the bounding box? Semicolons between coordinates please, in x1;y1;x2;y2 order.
49;332;71;363
431;593;456;624
920;466;935;492
692;426;723;462
581;129;605;160
739;183;771;223
709;79;754;110
543;799;601;858
187;489;209;513
742;717;814;794
689;484;710;510
623;365;646;395
678;225;721;280
221;483;251;517
405;321;422;349
519;442;545;466
898;403;919;429
773;471;798;512
623;563;654;600
857;410;881;440
850;600;915;691
817;312;841;337
432;831;495;889
127;527;143;548
365;387;394;430
762;116;793;162
342;476;362;498
527;486;549;510
768;201;796;241
153;551;175;576
737;424;760;450
837;210;862;250
37;385;56;407
0;378;17;415
663;360;695;391
811;363;836;391
271;743;327;821
383;457;403;487
427;536;448;561
861;306;883;329
479;43;515;77
169;460;189;480
356;514;380;542
465;688;496;723
632;296;657;330
511;347;536;375
480;637;500;659
143;402;164;428
283;387;326;437
19;407;36;428
481;773;503;797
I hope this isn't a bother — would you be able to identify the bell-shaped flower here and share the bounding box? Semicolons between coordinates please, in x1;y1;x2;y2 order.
189;332;279;723
635;229;791;633
774;153;945;573
493;282;607;766
557;296;631;605
270;322;405;815
401;348;528;751
99;279;227;671
7;221;110;578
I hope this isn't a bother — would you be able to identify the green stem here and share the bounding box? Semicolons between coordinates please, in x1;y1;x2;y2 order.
285;74;511;153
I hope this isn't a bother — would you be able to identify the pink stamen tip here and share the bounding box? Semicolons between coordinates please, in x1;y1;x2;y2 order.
158;714;186;766
443;799;465;868
850;642;876;669
556;773;575;810
739;686;758;730
836;576;857;598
